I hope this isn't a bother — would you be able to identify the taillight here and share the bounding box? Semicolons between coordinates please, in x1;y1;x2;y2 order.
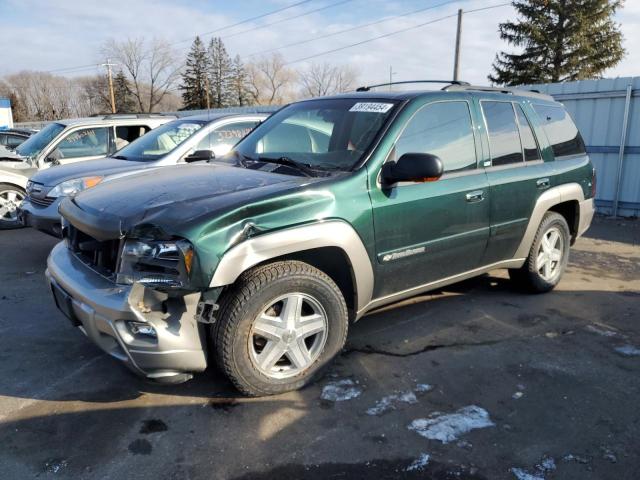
591;167;597;198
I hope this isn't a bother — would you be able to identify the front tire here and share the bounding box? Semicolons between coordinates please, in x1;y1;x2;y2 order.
213;260;348;396
509;211;571;293
0;183;26;230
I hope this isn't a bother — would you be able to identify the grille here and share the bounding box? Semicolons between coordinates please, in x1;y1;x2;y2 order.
66;224;121;277
28;195;55;207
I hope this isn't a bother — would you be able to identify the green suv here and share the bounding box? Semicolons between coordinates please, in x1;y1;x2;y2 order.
46;82;595;395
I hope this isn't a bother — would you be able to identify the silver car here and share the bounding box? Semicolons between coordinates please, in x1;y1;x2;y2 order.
19;113;267;237
0;114;174;229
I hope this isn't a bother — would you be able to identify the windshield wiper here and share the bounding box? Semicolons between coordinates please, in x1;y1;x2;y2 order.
257;156;315;177
112;155;128;160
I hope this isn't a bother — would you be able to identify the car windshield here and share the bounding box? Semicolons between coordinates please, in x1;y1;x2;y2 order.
15;122;65;159
113;119;206;162
231;98;399;174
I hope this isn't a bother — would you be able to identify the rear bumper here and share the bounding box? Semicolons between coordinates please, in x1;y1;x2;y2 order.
19;197;62;237
577;198;595;238
46;242;207;381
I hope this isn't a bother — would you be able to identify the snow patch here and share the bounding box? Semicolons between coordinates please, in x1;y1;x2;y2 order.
615;345;640;357
586;325;617;337
511;468;544;480
512;391;524;400
367;391;418;416
408;405;494;443
511;456;556;480
405;453;430;472
320;379;362;402
415;383;433;392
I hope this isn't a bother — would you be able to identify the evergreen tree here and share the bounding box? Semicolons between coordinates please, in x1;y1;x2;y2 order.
113;70;136;113
207;37;233;108
229;55;252;106
489;0;625;85
180;36;210;110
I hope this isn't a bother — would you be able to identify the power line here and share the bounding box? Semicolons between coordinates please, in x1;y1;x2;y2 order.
221;0;354;41
247;0;466;57
284;2;511;65
171;0;314;46
46;64;99;74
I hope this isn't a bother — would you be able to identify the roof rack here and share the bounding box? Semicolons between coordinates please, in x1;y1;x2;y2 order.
442;84;553;100
356;80;470;92
92;113;172;119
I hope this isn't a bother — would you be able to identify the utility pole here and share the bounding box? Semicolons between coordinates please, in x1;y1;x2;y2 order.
389;66;396;90
101;59;117;114
453;9;463;81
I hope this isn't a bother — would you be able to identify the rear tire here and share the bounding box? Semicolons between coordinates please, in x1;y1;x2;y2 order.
509;211;570;293
213;260;348;396
0;183;26;230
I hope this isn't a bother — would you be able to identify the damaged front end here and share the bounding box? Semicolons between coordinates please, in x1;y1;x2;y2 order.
46;205;217;384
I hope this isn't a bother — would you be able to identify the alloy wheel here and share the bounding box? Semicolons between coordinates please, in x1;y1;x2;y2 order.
0;188;25;224
536;226;564;281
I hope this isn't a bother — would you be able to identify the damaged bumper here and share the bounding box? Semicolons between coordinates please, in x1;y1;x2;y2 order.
19;197;63;237
46;242;208;382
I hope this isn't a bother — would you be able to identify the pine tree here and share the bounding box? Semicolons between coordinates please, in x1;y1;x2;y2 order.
229;55;252;106
207;37;233;108
113;70;136;113
489;0;625;85
180;36;210;110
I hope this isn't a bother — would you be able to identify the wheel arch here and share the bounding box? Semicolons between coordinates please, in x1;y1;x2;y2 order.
209;220;374;314
513;183;585;259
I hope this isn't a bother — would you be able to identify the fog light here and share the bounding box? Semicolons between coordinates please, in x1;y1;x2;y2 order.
127;321;157;337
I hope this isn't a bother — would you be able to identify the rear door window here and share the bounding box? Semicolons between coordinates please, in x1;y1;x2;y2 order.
392;101;477;173
481;101;523;166
515;105;541;162
114;125;151;151
533;104;586;158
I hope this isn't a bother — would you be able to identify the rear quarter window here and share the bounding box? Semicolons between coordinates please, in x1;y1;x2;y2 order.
533;104;586;159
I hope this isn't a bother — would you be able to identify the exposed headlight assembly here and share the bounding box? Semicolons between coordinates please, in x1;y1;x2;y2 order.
48;176;103;198
117;239;194;289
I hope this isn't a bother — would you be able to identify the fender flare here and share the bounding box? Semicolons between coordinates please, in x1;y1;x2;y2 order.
513;182;585;259
209;220;375;312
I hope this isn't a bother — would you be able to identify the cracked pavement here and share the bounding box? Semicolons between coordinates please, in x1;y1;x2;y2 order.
0;216;638;479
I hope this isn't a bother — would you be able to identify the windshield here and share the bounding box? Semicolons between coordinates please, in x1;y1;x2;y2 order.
15;122;65;159
232;98;399;173
113;119;206;162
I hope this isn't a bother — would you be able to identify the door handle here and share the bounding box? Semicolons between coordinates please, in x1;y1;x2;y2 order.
465;190;484;203
536;178;550;189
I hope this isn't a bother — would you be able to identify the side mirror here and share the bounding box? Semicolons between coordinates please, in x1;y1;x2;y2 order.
185;150;214;163
381;153;443;184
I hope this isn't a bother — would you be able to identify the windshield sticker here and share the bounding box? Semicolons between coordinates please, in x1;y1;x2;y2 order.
349;102;394;113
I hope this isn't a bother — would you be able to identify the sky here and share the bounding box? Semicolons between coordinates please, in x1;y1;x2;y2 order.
0;0;639;86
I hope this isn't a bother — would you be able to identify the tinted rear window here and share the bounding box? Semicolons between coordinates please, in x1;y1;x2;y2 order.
533;104;586;158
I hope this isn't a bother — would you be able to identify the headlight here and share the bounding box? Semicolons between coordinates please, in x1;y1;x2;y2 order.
48;176;103;198
116;239;194;288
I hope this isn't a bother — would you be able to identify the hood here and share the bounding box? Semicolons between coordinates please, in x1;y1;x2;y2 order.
0;148;26;163
60;164;317;240
29;157;153;186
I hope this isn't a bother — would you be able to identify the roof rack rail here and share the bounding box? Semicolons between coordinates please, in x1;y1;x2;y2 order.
356;80;470;92
97;113;171;119
442;84;553;100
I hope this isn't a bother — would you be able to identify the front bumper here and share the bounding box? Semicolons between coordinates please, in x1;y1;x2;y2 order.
46;242;207;381
19;197;63;237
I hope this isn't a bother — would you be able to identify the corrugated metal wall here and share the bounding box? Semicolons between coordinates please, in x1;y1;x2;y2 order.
526;77;640;217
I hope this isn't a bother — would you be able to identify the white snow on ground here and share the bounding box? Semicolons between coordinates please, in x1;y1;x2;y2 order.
367;391;418;416
511;468;544;480
512;391;524;400
405;453;430;472
320;379;362;402
408;405;495;443
586;325;618;337
615;345;640;356
415;383;433;392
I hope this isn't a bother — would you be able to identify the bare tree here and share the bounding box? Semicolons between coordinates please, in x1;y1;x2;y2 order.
298;62;358;98
102;37;181;112
246;53;297;105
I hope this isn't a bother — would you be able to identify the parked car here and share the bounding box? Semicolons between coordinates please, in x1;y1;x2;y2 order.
0;114;174;229
19;113;267;237
46;82;595;395
0;128;35;150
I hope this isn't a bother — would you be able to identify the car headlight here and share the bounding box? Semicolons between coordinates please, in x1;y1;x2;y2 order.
48;176;103;198
116;239;194;289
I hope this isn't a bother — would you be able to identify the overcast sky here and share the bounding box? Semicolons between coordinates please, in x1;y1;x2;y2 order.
1;0;639;86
